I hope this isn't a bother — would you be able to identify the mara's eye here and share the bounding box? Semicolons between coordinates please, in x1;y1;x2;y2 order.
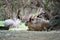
31;19;34;21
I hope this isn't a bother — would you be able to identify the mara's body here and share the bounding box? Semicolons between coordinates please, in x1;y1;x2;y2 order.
25;17;49;31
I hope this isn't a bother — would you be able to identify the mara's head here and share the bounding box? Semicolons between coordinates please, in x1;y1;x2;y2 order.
25;16;34;26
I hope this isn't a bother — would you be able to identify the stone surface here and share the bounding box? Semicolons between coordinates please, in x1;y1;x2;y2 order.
0;30;60;40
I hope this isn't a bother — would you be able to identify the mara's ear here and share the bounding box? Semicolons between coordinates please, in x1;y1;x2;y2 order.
29;17;32;22
28;15;32;22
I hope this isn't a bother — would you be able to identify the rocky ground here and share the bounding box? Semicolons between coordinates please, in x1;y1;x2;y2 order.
0;30;60;40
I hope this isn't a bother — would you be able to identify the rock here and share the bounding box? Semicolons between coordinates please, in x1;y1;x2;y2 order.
0;30;60;40
49;15;60;30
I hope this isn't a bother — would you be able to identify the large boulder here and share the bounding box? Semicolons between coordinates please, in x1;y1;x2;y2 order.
3;18;20;28
49;15;60;30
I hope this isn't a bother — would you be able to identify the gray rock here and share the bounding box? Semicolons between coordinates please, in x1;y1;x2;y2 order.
0;30;60;40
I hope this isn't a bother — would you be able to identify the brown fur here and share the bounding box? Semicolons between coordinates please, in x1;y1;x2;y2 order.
25;18;48;31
